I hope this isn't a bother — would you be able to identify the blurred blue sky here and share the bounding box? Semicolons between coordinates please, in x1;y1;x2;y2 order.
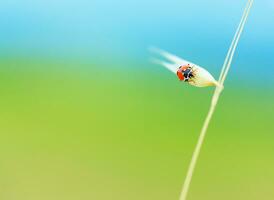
0;0;274;80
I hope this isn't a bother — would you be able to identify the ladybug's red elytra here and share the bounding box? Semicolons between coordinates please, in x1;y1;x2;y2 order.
176;64;194;82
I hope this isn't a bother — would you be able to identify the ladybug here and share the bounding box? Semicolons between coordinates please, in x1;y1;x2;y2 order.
151;47;221;88
176;64;194;82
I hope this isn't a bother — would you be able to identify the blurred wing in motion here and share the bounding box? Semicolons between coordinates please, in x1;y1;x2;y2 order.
150;47;197;73
150;58;178;74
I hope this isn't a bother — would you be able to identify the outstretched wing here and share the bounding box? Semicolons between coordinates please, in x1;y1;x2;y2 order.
150;58;178;74
150;47;197;74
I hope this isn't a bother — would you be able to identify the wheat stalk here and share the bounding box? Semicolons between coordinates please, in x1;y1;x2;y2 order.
179;1;254;200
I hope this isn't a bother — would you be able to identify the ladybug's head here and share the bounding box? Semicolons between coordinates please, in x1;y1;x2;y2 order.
176;65;189;81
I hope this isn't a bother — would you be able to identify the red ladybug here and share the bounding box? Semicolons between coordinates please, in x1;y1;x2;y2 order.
177;64;194;82
151;47;221;88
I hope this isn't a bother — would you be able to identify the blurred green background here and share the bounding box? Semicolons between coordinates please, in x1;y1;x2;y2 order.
1;0;274;199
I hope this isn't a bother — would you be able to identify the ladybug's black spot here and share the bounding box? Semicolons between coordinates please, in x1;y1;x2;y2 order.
183;68;194;82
